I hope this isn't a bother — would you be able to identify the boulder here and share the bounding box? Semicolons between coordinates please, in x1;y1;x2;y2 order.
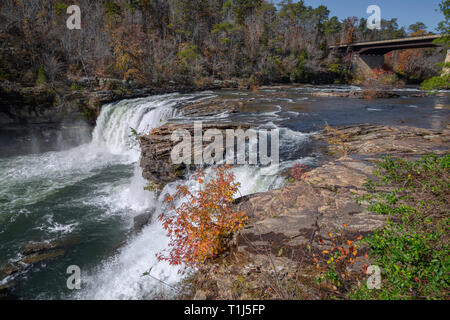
0;238;81;285
22;238;79;256
133;210;155;233
21;250;65;265
140;122;250;190
177;98;240;118
316;123;450;158
0;263;20;278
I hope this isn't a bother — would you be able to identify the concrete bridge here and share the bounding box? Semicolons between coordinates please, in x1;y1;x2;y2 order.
330;35;448;75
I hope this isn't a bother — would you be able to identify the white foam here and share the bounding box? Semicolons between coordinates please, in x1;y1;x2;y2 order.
76;220;182;300
34;215;78;235
92;94;181;160
74;94;216;299
366;108;383;112
292;85;362;93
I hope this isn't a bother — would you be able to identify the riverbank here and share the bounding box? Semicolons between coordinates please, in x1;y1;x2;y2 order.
168;124;450;299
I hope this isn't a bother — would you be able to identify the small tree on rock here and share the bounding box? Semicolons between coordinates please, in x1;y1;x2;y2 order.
157;165;247;269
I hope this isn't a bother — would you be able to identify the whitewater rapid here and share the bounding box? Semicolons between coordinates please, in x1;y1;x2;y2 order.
74;93;207;299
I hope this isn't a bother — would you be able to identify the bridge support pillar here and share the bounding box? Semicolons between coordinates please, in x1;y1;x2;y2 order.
352;54;385;79
441;49;450;76
359;54;385;69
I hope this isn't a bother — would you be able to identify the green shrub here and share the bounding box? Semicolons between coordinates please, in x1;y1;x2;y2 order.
178;44;199;65
328;63;342;74
105;1;121;17
421;75;450;93
54;2;69;15
353;154;450;300
71;83;83;91
36;66;47;86
290;49;310;83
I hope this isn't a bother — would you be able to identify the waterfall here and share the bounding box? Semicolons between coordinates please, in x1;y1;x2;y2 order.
91;94;182;160
1;90;314;299
74;93;315;300
76;93;228;299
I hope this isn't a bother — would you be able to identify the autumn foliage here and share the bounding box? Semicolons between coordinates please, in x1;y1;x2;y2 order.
314;225;365;291
1;1;442;87
157;166;247;269
371;67;391;79
289;163;307;181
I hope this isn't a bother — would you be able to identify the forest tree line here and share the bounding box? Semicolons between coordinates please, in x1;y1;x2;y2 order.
0;0;447;88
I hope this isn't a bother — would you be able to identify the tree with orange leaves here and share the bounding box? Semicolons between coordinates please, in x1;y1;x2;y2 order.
157;166;247;269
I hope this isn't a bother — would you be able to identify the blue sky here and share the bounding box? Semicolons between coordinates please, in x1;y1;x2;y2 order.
273;0;444;31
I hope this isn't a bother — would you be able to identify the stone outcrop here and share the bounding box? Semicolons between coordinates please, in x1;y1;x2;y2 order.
133;209;156;233
0;238;80;277
0;238;80;299
311;89;405;99
140;122;250;190
317;123;450;158
140;97;254;189
177;98;241;118
186;124;450;300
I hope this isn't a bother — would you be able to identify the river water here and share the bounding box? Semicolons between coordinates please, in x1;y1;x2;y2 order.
0;86;448;299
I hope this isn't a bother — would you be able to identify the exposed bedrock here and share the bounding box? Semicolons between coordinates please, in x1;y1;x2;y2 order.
310;89;418;99
0;237;81;299
140;122;250;190
186;124;450;299
139;98;253;189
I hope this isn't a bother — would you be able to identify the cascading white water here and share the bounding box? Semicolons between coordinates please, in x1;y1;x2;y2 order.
91;93;220;157
91;94;182;160
73;94;208;299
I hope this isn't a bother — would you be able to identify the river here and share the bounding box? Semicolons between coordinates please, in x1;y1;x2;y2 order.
0;85;448;299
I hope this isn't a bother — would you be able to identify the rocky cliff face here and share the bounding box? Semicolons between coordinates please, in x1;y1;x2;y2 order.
139;98;253;189
0;83;93;156
140;122;251;190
